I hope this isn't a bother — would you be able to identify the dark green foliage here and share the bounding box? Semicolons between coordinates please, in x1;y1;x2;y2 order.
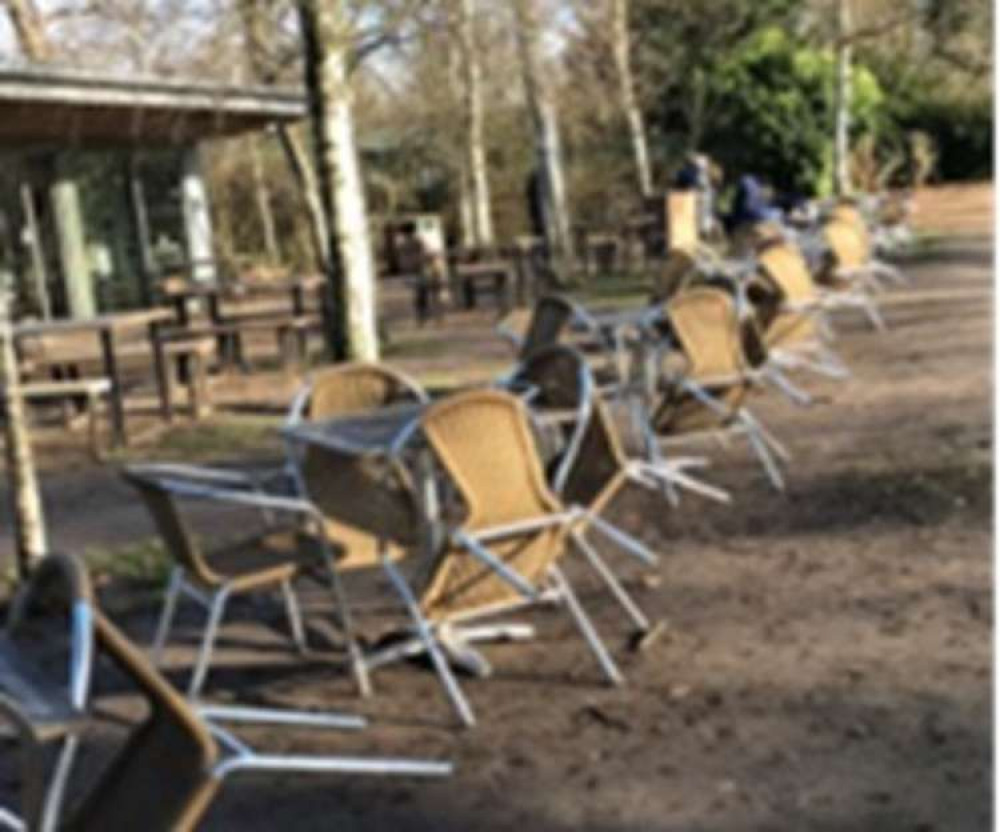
863;54;992;182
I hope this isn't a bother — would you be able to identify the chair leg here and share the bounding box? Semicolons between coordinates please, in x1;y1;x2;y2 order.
382;559;476;728
549;564;623;687
319;547;371;699
739;415;785;492
571;531;650;633
152;567;183;665
586;511;658;567
281;579;308;655
39;736;78;832
188;587;231;699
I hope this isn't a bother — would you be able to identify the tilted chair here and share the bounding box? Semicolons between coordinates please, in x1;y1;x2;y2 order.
123;464;367;699
828;204;907;287
495;294;580;361
63;605;451;832
0;554;94;832
285;362;430;573
649;287;791;490
754;240;850;380
819;220;892;331
366;391;639;727
511;344;729;522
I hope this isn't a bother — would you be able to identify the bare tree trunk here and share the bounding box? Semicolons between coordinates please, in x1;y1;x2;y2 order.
247;136;281;263
446;33;477;248
512;0;573;258
298;0;379;361
457;0;494;247
240;0;328;273
278;126;331;272
1;0;51;60
0;295;46;578
610;0;652;198
833;0;853;196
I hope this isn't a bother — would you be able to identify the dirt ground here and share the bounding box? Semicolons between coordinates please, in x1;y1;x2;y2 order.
0;183;992;830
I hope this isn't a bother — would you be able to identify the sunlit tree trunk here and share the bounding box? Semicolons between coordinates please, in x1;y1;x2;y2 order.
298;0;379;361
1;0;51;61
457;0;494;247
610;0;652;198
833;0;853;196
512;0;572;258
0;295;46;578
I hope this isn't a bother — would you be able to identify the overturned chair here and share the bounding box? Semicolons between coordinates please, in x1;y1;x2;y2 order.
646;286;792;491
364;390;641;728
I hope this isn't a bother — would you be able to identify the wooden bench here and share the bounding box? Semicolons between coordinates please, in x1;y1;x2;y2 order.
4;379;112;458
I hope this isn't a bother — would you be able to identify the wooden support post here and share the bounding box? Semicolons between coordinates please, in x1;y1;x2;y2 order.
49;160;96;319
181;147;217;284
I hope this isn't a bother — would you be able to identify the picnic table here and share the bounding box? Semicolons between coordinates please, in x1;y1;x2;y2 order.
164;275;326;368
15;308;175;447
452;261;514;314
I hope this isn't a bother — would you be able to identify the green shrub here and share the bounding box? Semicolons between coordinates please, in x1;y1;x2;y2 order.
703;27;883;197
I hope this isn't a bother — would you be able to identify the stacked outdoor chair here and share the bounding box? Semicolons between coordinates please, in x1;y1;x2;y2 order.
0;554;452;831
123;463;368;699
752;239;850;380
642;286;792;491
360;390;643;727
509;344;730;520
0;554;94;832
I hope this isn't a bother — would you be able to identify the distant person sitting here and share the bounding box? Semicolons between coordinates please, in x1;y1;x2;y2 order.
725;175;783;235
673;153;718;238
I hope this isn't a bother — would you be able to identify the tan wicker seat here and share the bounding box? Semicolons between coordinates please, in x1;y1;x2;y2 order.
288;362;429;572
512;345;727;553
123;466;327;698
651;287;790;490
66;604;450;832
367;390;629;727
819;219;889;331
754;241;850;380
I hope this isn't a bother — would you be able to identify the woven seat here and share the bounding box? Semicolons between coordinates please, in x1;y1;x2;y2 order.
651;287;790;490
123;468;320;698
365;390;629;727
66;602;450;832
288;362;429;571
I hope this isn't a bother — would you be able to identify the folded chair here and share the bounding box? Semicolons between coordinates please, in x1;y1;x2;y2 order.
123;464;366;700
829;203;908;287
511;344;729;521
64;605;451;832
366;390;638;727
495;294;580;360
285;362;430;572
0;554;94;832
648;286;791;490
754;240;850;380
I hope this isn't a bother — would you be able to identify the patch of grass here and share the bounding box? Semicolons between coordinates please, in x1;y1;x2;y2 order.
112;416;282;464
86;537;172;584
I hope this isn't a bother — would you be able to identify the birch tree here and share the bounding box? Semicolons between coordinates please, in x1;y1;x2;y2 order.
298;0;380;361
455;0;495;246
833;0;853;195
1;0;49;578
0;296;46;578
610;0;653;198
1;0;50;60
512;0;573;257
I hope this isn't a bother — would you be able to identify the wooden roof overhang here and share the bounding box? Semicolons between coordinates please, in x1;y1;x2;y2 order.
0;64;307;149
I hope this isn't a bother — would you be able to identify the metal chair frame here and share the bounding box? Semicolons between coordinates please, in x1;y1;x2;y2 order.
125;464;372;701
359;392;645;728
0;555;94;832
